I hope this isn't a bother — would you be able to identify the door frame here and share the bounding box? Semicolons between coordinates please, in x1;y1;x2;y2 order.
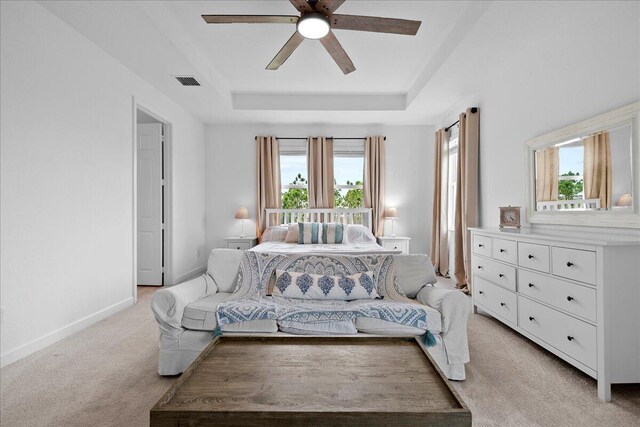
132;97;173;303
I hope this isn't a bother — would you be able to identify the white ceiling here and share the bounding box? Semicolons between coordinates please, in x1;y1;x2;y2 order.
40;0;495;125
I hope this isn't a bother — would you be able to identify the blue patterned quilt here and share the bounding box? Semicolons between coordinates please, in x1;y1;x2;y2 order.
216;252;429;331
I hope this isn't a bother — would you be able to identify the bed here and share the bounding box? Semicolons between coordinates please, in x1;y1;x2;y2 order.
257;208;400;254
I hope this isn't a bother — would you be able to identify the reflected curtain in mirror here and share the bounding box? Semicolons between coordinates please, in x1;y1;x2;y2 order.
535;147;559;202
363;136;386;236
256;136;281;239
430;128;450;277
307;137;335;210
583;131;612;209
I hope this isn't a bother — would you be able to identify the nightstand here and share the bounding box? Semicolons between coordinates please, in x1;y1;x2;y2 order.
377;236;411;254
225;237;258;250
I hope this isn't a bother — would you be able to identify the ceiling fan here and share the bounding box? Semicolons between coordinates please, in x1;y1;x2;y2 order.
202;0;422;75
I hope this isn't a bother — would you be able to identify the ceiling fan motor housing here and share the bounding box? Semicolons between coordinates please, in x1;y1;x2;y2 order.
296;12;331;39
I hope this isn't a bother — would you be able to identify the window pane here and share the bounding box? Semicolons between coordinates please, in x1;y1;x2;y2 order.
280;154;308;209
558;146;584;200
334;156;364;208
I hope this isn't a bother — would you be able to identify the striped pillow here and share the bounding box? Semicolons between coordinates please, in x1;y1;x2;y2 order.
298;222;322;244
322;222;344;244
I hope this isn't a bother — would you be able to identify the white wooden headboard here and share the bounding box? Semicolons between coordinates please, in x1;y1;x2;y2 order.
265;208;373;229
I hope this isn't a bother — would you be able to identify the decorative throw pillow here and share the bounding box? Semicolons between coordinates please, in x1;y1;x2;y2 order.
284;223;299;243
344;224;376;244
322;222;344;244
272;270;380;300
260;225;288;242
298;222;322;244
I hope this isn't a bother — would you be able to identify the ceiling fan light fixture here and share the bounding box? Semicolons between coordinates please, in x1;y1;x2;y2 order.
296;13;330;39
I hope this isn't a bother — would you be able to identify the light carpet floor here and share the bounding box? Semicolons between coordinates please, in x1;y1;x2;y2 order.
1;288;639;426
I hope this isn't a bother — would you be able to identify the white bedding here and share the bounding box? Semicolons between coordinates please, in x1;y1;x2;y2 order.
249;241;401;255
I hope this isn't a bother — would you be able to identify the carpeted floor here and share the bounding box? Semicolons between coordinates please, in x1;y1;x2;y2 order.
1;287;639;427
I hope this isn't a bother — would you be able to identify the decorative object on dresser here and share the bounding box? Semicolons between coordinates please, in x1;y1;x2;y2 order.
384;207;399;237
499;206;521;228
377;236;410;254
525;101;639;228
470;227;640;401
234;207;250;238
225;236;258;250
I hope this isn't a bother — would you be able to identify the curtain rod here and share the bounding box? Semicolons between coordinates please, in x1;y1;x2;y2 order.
254;137;386;141
445;107;478;132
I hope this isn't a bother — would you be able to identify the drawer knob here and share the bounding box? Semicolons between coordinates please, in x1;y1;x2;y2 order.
499;274;504;278
500;302;506;307
479;244;484;247
477;266;483;269
567;296;574;301
566;262;574;267
394;246;398;249
567;336;574;341
529;316;535;321
237;246;241;249
528;254;534;259
528;283;534;288
479;291;484;295
500;249;505;253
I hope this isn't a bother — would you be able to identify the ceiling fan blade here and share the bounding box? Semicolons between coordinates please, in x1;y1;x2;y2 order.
202;15;299;24
330;14;422;35
289;0;314;14
319;31;355;75
266;31;305;70
314;0;345;15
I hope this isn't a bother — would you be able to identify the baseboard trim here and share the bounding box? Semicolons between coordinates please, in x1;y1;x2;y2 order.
0;297;134;368
173;265;206;285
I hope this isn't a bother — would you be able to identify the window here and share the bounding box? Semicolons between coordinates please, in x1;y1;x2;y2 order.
447;136;459;231
279;139;365;217
280;140;308;209
557;143;584;201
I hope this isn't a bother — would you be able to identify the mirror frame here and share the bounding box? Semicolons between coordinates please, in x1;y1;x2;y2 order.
525;101;640;229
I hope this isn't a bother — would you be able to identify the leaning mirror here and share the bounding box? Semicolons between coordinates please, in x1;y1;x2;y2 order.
525;102;640;228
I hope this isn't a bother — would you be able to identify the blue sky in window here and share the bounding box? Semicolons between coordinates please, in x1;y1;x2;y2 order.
559;146;583;175
281;156;363;185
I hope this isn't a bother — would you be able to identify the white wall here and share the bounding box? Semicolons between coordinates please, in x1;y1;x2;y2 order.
0;1;206;366
205;124;434;254
434;1;640;232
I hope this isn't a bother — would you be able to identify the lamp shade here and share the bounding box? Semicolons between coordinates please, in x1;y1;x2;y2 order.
235;207;249;220
616;194;633;207
385;207;398;219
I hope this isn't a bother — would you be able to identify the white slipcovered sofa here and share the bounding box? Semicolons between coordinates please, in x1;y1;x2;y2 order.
151;249;471;380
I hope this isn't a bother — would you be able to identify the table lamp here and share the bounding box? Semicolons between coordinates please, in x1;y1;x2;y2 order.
385;207;399;237
235;207;249;238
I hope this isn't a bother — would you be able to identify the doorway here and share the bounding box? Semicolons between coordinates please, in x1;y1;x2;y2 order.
135;107;168;294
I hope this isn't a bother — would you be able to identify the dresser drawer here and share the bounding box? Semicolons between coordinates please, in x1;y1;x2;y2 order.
380;239;409;254
227;241;252;250
551;247;596;285
518;242;550;273
492;238;517;265
519;269;596;322
518;296;596;369
473;234;492;257
472;256;517;292
474;277;517;325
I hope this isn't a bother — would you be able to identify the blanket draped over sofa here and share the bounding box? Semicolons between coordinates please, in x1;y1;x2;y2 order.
216;252;434;343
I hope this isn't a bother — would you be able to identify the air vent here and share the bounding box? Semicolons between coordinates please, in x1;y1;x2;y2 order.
174;76;201;86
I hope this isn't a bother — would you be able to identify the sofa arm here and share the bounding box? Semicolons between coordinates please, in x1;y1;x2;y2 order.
416;286;471;364
151;275;212;331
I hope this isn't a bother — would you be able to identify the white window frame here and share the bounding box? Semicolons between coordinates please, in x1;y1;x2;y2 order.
447;135;459;232
333;140;365;204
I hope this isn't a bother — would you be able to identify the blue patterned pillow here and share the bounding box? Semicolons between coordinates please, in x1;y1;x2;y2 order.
272;270;379;300
298;222;322;244
322;222;344;244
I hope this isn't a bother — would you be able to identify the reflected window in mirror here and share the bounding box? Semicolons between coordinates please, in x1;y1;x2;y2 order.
535;123;633;212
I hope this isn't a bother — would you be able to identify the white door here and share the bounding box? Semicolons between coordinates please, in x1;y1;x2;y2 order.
137;123;163;285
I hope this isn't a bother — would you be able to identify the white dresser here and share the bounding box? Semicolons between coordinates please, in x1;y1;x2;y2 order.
470;228;640;401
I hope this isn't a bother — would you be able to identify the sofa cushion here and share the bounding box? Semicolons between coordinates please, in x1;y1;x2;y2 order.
355;303;442;334
207;249;244;293
182;292;277;332
393;254;438;298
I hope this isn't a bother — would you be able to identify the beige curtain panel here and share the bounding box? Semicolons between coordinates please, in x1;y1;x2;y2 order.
307;137;335;211
583;131;612;209
453;108;480;294
535;147;559;202
255;136;281;239
430;128;450;277
363;136;386;236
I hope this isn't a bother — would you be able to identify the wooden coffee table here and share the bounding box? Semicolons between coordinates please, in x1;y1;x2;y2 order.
151;336;471;426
